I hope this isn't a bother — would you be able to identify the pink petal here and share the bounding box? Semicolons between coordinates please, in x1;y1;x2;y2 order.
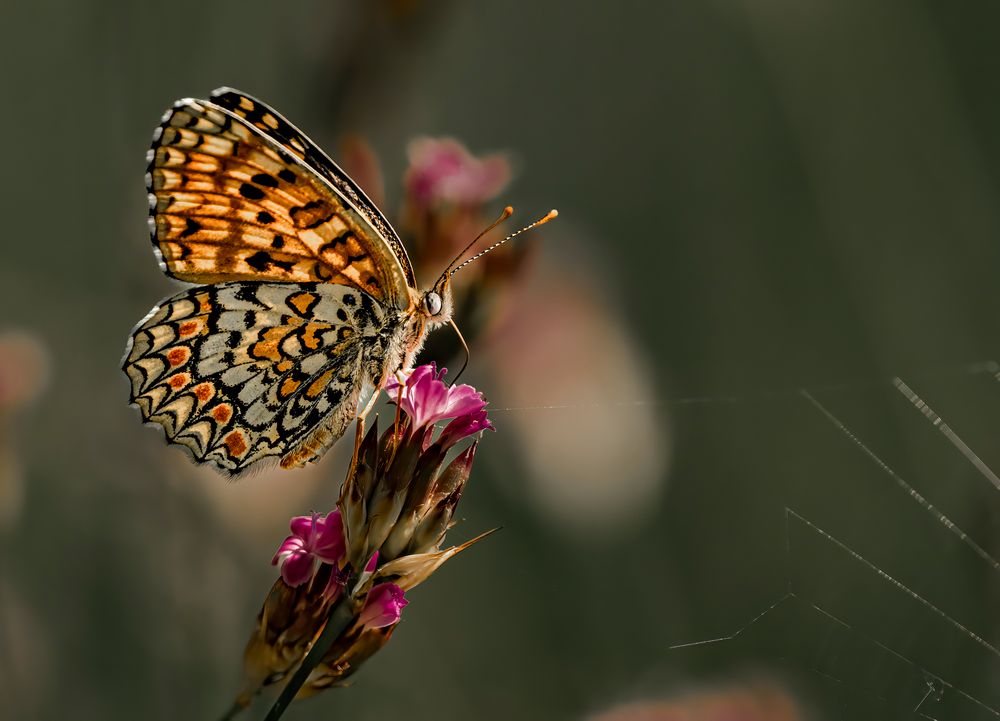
271;536;306;566
439;409;495;448
289;514;317;539
312;511;346;564
273;510;346;585
440;383;487;418
358;583;408;629
279;550;316;587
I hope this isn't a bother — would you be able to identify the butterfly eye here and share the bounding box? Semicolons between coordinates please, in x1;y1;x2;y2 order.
424;292;442;316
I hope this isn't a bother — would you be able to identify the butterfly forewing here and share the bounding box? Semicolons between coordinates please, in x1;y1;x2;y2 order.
208;87;416;293
124;281;379;473
147;95;412;308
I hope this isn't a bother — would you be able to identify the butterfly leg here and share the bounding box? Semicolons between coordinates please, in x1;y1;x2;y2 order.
392;381;404;440
350;416;365;469
356;386;382;426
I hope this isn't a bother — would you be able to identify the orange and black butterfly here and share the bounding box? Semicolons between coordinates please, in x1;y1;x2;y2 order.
123;88;462;475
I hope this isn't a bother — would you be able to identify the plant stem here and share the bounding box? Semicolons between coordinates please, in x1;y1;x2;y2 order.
262;597;358;721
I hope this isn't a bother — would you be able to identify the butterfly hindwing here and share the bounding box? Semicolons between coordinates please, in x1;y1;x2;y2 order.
147;95;413;309
123;281;381;473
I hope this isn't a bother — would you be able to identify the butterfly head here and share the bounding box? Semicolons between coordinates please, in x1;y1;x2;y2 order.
419;272;454;327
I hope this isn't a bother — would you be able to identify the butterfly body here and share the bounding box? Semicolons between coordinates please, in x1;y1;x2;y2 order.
124;89;451;474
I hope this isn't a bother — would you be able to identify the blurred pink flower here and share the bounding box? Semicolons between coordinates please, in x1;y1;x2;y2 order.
0;331;50;530
586;679;805;721
405;137;510;208
272;511;346;587
357;583;408;629
0;332;49;411
384;363;494;442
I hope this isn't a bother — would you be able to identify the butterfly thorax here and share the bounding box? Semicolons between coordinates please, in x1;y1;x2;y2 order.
364;302;426;384
367;282;453;382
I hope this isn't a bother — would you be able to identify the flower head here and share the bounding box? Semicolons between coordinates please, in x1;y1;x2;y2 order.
231;365;494;714
272;511;346;587
384;363;494;444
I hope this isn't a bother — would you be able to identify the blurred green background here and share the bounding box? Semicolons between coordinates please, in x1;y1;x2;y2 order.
2;1;999;719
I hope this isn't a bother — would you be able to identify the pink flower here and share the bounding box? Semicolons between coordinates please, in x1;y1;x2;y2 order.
404;138;510;208
384;364;491;442
357;583;408;629
272;511;346;587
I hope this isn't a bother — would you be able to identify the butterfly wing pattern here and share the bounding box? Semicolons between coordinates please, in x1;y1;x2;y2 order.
124;89;427;474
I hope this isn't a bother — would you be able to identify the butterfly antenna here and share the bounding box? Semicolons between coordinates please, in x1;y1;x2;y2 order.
448;318;471;384
440;206;515;280
450;209;558;276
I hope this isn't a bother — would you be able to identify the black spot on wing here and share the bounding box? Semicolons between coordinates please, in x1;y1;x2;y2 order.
239;183;265;200
245;252;271;272
251;173;278;188
246;251;296;273
181;218;201;237
234;285;267;306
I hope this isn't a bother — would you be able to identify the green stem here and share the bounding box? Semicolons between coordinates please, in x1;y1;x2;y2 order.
262;596;358;721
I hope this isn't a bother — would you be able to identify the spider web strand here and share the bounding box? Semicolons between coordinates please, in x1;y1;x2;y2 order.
798;390;1000;574
892;376;1000;492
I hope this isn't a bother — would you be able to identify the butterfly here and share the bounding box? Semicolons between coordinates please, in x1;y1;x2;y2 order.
123;88;464;475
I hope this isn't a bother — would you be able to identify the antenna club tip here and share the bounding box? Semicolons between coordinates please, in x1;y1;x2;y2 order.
534;209;558;226
503;205;514;216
